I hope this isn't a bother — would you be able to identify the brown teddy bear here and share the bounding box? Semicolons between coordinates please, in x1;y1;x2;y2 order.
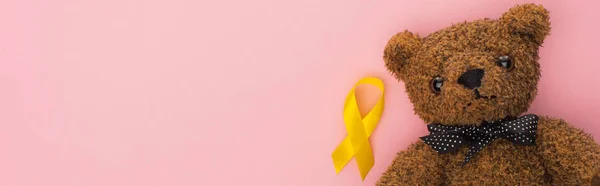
377;3;600;185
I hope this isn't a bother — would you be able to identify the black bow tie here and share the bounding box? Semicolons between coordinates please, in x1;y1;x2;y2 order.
420;114;539;165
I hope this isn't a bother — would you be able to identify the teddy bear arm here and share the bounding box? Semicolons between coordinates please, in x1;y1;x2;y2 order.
376;140;444;186
536;117;600;185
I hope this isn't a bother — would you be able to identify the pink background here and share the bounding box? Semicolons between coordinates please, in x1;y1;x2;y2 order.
1;0;599;185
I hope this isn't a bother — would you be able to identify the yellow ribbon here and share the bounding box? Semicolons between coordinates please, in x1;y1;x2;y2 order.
332;77;384;181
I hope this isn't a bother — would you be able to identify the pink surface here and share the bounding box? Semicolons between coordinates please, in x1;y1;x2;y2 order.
1;0;599;185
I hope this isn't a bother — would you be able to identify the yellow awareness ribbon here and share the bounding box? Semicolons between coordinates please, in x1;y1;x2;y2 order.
332;77;384;181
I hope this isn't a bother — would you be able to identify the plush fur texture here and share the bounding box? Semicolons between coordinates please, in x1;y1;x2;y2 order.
378;4;600;185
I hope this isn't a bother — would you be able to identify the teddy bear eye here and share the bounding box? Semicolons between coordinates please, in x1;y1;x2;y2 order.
430;77;444;94
496;55;514;71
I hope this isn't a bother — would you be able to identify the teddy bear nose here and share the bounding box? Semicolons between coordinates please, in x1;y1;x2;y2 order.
457;69;484;90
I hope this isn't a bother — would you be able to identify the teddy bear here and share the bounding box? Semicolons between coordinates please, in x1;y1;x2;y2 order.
377;4;600;185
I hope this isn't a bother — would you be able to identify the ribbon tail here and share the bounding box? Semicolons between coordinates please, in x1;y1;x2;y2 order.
332;137;354;174
354;141;374;181
463;136;495;164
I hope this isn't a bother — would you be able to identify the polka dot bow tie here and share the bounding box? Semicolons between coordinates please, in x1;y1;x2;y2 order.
420;114;539;165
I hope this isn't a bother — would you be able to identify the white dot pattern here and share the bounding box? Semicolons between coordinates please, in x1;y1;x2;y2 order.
420;114;539;164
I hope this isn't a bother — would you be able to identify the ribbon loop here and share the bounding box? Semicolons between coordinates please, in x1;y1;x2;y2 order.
332;77;384;181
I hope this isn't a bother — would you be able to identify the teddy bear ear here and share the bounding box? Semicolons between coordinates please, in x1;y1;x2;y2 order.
500;3;551;45
384;30;422;81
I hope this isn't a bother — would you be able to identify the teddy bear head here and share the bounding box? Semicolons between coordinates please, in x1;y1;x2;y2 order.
384;4;550;126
